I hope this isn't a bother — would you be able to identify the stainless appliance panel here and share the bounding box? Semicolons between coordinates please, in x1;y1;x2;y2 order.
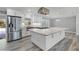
7;15;22;42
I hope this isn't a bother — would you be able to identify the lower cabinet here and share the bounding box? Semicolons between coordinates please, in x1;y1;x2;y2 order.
31;31;65;51
22;28;31;37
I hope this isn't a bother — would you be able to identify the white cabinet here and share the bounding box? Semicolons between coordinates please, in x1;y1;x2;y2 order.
31;30;65;51
42;18;50;27
15;11;23;17
7;9;23;17
7;9;16;16
22;28;30;37
46;31;65;50
22;28;27;37
33;14;50;28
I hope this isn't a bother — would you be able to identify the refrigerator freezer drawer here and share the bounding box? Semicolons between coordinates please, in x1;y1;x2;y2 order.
13;31;21;40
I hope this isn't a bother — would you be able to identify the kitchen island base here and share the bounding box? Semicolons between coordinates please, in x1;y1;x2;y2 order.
31;31;65;51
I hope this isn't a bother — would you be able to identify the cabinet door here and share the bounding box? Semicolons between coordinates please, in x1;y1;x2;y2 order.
15;11;23;17
42;18;50;27
7;9;16;16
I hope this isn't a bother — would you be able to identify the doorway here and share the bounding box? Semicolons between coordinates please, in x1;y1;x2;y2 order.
0;15;7;48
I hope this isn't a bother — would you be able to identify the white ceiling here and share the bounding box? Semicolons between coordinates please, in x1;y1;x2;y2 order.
7;7;77;13
1;7;77;18
7;7;39;13
8;7;77;18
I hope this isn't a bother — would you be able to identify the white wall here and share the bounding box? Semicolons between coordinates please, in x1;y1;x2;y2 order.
76;15;79;35
50;16;76;32
47;7;77;18
76;8;79;35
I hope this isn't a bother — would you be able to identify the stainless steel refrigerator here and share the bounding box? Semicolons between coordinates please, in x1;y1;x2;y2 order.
7;15;22;42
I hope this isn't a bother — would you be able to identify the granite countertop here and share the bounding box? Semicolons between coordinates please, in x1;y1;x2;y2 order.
29;27;67;36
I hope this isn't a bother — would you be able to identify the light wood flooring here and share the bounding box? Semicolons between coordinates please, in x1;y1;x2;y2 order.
0;33;79;51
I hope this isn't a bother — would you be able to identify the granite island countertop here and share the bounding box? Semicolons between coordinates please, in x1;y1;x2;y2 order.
29;27;67;36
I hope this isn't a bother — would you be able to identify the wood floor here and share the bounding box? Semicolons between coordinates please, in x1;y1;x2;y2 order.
0;37;42;51
0;33;79;51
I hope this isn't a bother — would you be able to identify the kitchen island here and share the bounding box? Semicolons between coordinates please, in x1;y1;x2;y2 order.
30;27;67;51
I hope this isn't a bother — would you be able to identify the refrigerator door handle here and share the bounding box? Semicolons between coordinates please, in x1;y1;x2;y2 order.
12;24;13;27
9;23;13;27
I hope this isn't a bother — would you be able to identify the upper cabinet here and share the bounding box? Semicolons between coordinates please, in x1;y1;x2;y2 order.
7;9;16;16
15;11;23;17
32;14;50;28
7;9;23;17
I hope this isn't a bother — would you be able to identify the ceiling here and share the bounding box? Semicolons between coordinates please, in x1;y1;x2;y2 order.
0;7;77;18
7;7;39;13
7;7;77;13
